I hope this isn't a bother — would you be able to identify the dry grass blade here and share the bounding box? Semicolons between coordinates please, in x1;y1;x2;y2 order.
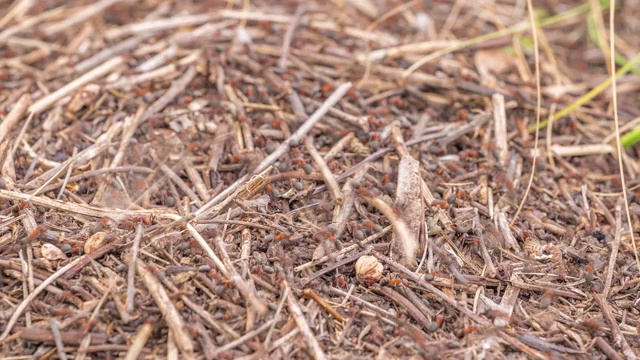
608;0;640;277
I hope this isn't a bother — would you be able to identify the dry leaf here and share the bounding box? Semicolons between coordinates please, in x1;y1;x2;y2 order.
67;83;101;113
40;243;67;261
474;48;515;85
312;244;326;262
84;231;108;254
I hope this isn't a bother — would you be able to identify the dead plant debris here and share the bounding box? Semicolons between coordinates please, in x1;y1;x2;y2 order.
0;0;639;359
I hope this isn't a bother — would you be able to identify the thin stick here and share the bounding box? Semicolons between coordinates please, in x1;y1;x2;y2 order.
106;14;217;39
0;93;30;144
0;257;82;340
210;319;276;357
49;319;68;360
213;235;268;315
375;285;430;328
56;148;77;200
18;250;32;328
123;321;154;360
0;189;164;218
285;281;328;360
195;82;352;217
29;56;124;114
279;5;305;70
492;94;509;167
304;136;343;204
295;226;390;272
602;201;622;298
510;0;541;226
264;286;289;347
136;261;195;359
594;337;624;360
26;119;123;189
302;289;346;323
43;0;122;35
609;0;640;274
163;214;227;277
138;66;198;125
594;294;637;360
127;225;143;314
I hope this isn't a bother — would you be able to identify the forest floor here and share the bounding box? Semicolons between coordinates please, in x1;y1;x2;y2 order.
0;0;639;359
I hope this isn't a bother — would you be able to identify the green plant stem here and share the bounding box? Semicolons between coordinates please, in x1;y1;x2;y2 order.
528;52;640;133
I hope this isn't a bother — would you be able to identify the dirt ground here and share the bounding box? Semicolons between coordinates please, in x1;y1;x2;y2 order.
0;0;639;359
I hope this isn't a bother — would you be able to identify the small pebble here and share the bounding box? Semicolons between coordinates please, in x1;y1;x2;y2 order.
265;234;275;242
294;182;304;191
584;273;594;284
265;144;275;154
351;179;361;188
303;164;313;174
422;273;434;281
60;244;72;254
165;196;176;207
198;264;211;272
213;311;225;320
327;224;338;234
289;138;299;147
271;188;280;197
426;321;439;333
369;140;380;150
383;182;394;195
277;162;289;172
354;230;365;240
116;263;128;272
427;145;440;155
177;242;189;252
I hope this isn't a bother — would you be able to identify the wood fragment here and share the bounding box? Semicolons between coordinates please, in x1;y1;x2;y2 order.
195;82;352;218
0;94;30;144
594;294;637;360
29;56;124;114
123;321;154;360
285;281;328;360
136;261;196;360
390;126;424;267
304;136;343;205
302;289;346;323
17;327;107;345
493;93;509;167
0;257;82;340
496;212;522;252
